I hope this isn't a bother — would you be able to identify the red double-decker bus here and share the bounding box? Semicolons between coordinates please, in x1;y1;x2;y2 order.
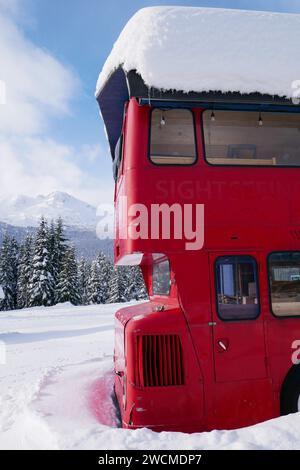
96;8;300;432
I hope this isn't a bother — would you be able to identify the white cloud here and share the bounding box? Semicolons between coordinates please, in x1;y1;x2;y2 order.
0;79;5;104
0;0;20;16
0;9;80;135
80;144;104;163
0;4;112;207
0;136;113;206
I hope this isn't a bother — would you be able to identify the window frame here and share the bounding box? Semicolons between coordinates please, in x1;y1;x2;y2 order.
214;255;261;322
201;108;300;168
152;258;171;296
267;250;300;319
148;107;198;167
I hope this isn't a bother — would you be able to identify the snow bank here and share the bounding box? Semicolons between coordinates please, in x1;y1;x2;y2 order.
96;6;300;99
0;303;299;449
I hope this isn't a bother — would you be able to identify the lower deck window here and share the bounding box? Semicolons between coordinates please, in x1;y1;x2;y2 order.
269;252;300;317
216;256;259;320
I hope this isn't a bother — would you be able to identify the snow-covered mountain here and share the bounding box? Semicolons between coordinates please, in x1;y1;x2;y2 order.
0;192;99;229
0;192;114;260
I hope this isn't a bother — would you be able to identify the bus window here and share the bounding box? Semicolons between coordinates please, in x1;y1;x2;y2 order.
215;256;259;321
113;135;123;181
152;259;171;295
150;109;196;165
269;252;300;317
203;110;300;166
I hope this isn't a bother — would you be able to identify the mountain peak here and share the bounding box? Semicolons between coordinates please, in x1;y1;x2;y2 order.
46;191;74;200
0;192;98;229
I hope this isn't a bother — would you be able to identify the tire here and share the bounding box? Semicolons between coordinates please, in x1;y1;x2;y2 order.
112;384;122;427
280;365;300;415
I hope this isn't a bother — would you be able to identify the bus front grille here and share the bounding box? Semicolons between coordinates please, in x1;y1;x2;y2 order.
135;335;184;387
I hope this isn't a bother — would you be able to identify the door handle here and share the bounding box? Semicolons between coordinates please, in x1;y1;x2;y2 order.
216;339;229;352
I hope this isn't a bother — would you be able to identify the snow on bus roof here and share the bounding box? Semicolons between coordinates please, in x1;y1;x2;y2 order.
96;6;300;99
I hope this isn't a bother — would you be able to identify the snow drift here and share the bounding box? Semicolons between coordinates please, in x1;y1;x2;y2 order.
0;302;299;449
96;6;300;99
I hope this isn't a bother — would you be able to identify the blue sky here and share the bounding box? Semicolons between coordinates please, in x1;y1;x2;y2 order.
0;0;300;206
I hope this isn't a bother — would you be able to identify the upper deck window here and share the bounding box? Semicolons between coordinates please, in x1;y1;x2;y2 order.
203;110;300;166
150;109;196;165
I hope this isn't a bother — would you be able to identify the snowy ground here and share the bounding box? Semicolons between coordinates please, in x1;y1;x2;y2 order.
0;302;299;450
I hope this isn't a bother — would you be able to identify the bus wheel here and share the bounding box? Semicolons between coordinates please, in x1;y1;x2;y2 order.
112;385;122;427
280;365;300;415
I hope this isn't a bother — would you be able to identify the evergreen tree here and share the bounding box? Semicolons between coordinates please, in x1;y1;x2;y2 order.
0;235;11;311
87;252;113;304
17;235;33;308
97;252;113;303
135;266;148;300
106;264;147;304
0;215;147;311
126;266;147;301
87;258;102;304
29;217;54;307
47;220;57;302
50;218;68;293
107;266;128;303
78;257;90;305
10;236;19;308
55;246;81;305
0;234;19;310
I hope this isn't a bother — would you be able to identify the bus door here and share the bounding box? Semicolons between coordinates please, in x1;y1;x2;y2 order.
209;252;268;383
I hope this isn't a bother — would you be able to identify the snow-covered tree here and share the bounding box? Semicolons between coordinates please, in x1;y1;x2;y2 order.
87;252;113;304
55;246;81;305
106;265;147;304
0;216;148;311
17;235;33;308
97;252;113;303
10;236;19;308
107;266;128;303
0;285;4;301
87;259;101;304
135;267;148;300
126;266;147;301
0;234;19;310
49;218;68;292
29;217;54;307
78;257;90;305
